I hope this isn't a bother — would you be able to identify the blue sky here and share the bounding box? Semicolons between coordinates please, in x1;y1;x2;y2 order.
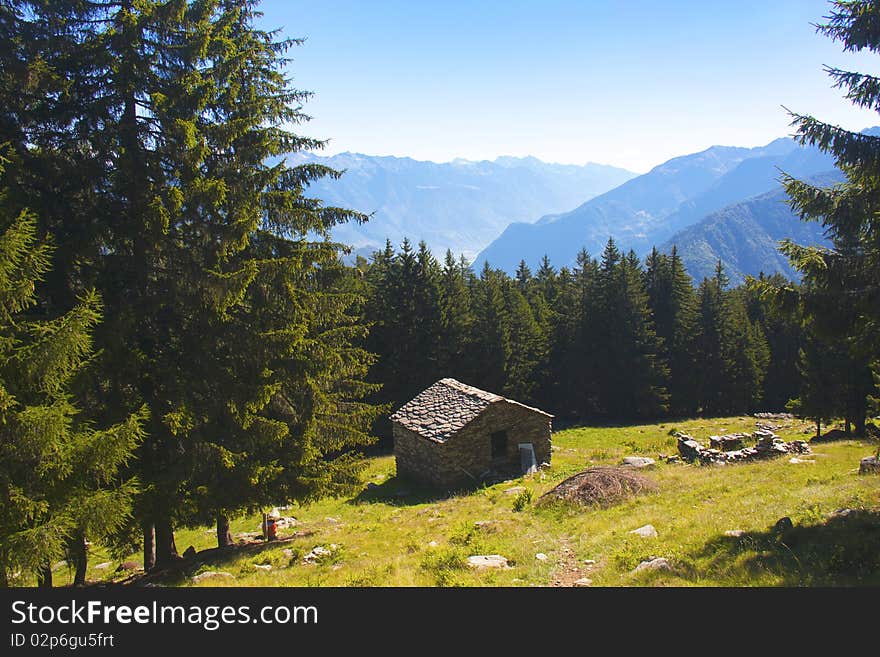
257;0;879;172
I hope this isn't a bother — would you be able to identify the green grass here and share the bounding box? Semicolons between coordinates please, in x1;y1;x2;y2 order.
49;415;880;587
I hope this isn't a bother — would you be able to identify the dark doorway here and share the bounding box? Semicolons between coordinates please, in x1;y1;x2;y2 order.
491;430;508;460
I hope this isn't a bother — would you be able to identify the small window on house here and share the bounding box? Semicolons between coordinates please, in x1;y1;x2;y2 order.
491;430;508;459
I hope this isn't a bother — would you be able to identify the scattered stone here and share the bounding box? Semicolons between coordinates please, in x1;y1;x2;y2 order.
677;430;811;465
773;517;794;533
535;553;548;561
859;455;880;475
275;517;298;529
788;457;815;464
573;578;593;587
583;559;597;566
303;545;338;563
253;564;272;571
629;524;658;538
503;486;526;495
282;549;294;559
324;517;340;524
754;412;794;420
830;508;855;519
427;541;439;548
473;520;497;532
633;557;672;574
724;529;746;537
709;433;747;451
666;455;681;464
191;571;234;584
182;546;196;560
93;562;112;570
621;456;655;469
466;555;510;570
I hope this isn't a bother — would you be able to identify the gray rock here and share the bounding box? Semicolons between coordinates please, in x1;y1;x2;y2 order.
724;529;746;537
466;555;510;569
573;577;593;587
93;562;112;570
621;456;655;468
859;455;880;475
633;557;672;574
629;524;658;538
535;553;548;561
191;571;234;584
253;564;272;571
503;486;526;495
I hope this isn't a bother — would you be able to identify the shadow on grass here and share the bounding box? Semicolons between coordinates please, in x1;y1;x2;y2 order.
348;475;488;506
110;533;316;587
685;509;880;586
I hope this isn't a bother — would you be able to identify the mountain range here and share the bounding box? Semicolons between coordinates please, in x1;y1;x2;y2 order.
287;152;637;259
473;137;839;274
289;129;878;285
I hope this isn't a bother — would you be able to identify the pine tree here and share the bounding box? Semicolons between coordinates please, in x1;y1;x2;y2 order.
472;262;509;393
438;250;475;381
773;0;880;434
645;246;698;414
593;240;668;417
787;327;846;438
0;153;143;587
5;1;378;563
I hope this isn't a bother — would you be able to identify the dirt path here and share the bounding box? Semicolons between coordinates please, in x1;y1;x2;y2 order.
551;536;594;587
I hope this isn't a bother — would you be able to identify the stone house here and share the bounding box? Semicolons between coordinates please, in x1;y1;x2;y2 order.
390;378;553;487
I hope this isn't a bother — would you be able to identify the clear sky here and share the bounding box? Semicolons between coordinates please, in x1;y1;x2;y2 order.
257;0;880;173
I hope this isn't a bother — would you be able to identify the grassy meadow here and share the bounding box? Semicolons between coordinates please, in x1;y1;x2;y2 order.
51;415;880;588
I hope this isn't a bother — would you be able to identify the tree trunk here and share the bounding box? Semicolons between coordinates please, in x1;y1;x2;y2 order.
844;418;851;435
71;532;88;586
154;516;179;569
815;419;821;439
854;413;866;437
216;513;233;548
143;522;155;571
37;561;52;588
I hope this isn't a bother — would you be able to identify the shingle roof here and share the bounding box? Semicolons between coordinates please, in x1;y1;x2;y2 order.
389;378;552;442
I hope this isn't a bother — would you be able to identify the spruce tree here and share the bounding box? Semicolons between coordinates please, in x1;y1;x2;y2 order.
594;240;668;418
5;0;378;563
0;154;143;586
774;0;880;434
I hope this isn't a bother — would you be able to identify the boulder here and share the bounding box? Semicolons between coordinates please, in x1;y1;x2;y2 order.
629;524;658;538
466;555;510;569
621;456;655;469
191;571;234;584
859;456;880;475
633;557;671;574
677;437;703;462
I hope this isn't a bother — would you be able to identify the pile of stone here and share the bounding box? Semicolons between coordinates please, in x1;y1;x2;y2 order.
676;428;810;465
753;412;794;420
709;433;748;451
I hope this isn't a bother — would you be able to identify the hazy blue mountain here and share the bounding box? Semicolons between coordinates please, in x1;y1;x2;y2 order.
661;171;844;286
473;137;840;273
285;152;637;259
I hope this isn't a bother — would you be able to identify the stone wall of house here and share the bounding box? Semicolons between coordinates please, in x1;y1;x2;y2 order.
393;400;552;488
